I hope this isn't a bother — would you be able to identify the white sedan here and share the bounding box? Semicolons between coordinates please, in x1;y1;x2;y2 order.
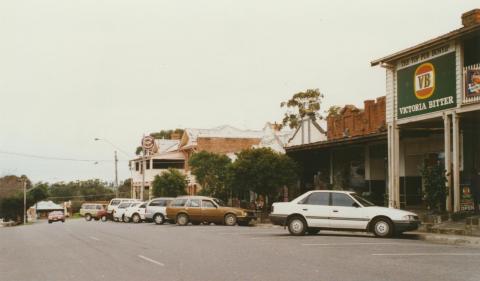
113;202;137;222
123;202;147;223
270;190;420;237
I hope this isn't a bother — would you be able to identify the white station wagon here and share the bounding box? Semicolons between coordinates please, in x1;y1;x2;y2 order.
270;190;420;237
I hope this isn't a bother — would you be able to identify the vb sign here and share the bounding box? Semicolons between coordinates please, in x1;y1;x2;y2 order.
414;63;435;100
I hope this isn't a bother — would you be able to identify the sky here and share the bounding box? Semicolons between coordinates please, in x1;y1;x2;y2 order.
0;0;478;183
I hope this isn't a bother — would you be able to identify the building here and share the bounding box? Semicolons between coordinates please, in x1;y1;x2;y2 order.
130;125;264;199
286;97;387;205
371;9;480;212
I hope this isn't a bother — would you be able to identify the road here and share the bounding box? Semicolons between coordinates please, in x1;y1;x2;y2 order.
1;219;479;281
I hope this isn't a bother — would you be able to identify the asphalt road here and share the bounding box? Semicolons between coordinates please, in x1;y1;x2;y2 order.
1;219;479;281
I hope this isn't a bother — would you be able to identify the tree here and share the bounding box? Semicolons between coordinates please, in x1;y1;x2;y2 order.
189;151;232;201
117;178;132;198
280;88;324;129
152;168;188;197
230;148;299;210
420;163;448;212
0;182;49;222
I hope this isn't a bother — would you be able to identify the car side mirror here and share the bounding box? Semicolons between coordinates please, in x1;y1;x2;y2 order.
352;202;360;208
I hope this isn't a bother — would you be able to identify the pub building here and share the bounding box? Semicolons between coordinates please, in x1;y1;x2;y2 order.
371;9;480;212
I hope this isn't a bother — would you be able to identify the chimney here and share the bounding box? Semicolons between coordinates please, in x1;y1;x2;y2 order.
462;9;480;27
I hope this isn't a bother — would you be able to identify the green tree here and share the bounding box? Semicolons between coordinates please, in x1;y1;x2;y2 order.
152;168;188;197
230;148;299;210
189;151;232;201
280;88;324;129
0;182;49;222
117;178;132;198
420;163;448;212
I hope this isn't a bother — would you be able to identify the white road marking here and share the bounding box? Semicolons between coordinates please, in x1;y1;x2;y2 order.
302;242;403;246
138;255;165;266
89;236;100;241
372;253;480;256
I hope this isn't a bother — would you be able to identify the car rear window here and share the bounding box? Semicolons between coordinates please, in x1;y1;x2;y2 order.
171;198;187;207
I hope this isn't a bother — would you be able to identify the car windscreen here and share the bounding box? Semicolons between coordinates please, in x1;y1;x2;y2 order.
213;198;226;207
110;200;121;206
351;194;375;207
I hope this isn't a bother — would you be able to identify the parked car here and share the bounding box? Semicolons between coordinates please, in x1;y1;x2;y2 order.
166;196;256;226
48;211;65;224
79;203;108;222
145;197;174;225
270;190;420;237
123;202;146;223
113;202;137;222
107;198;139;219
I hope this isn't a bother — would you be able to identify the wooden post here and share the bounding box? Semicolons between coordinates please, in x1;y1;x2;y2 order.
444;113;453;212
452;113;461;212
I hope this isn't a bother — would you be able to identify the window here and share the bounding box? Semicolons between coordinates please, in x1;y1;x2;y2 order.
152;159;185;170
149;200;162;207
302;192;329;205
146;160;151;170
351;194;374;207
213;198;226;207
96;205;102;210
139;203;147;208
187;199;201;208
202;200;216;208
331;193;356;207
171;198;188;207
118;203;130;208
135;162;140;171
110;200;120;206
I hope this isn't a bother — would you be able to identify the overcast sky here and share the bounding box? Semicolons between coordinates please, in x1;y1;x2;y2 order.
0;0;477;183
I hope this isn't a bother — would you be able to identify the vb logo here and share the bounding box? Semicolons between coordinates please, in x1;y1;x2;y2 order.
414;63;435;100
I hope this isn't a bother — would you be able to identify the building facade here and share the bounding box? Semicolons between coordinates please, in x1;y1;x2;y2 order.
372;9;480;212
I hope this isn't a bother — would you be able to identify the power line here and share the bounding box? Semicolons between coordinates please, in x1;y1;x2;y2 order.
0;150;127;163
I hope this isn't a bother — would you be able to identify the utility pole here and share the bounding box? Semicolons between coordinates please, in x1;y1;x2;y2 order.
22;179;27;225
141;149;145;201
114;150;119;197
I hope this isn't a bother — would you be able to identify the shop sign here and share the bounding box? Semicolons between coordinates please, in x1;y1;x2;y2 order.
460;185;475;211
465;66;480;97
397;51;456;119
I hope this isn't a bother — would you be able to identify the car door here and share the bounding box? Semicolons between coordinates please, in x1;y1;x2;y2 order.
201;200;221;223
298;192;331;228
186;199;202;222
329;193;369;230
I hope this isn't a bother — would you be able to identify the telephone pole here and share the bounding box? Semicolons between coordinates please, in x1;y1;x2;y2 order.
114;150;119;197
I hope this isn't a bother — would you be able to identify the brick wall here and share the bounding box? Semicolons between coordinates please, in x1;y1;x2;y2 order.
197;137;261;154
327;96;386;140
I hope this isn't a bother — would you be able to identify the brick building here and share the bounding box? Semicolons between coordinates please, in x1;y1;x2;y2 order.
286;98;388;205
327;97;386;140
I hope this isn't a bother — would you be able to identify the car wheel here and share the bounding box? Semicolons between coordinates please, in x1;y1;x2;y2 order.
132;214;141;223
101;216;107;222
176;213;189;226
123;216;130;223
224;213;237;226
307;228;320;235
372;218;393;238
85;214;92;221
287;216;307;236
153;214;165;225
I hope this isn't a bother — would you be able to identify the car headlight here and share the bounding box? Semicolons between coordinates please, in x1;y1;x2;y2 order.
402;215;417;221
